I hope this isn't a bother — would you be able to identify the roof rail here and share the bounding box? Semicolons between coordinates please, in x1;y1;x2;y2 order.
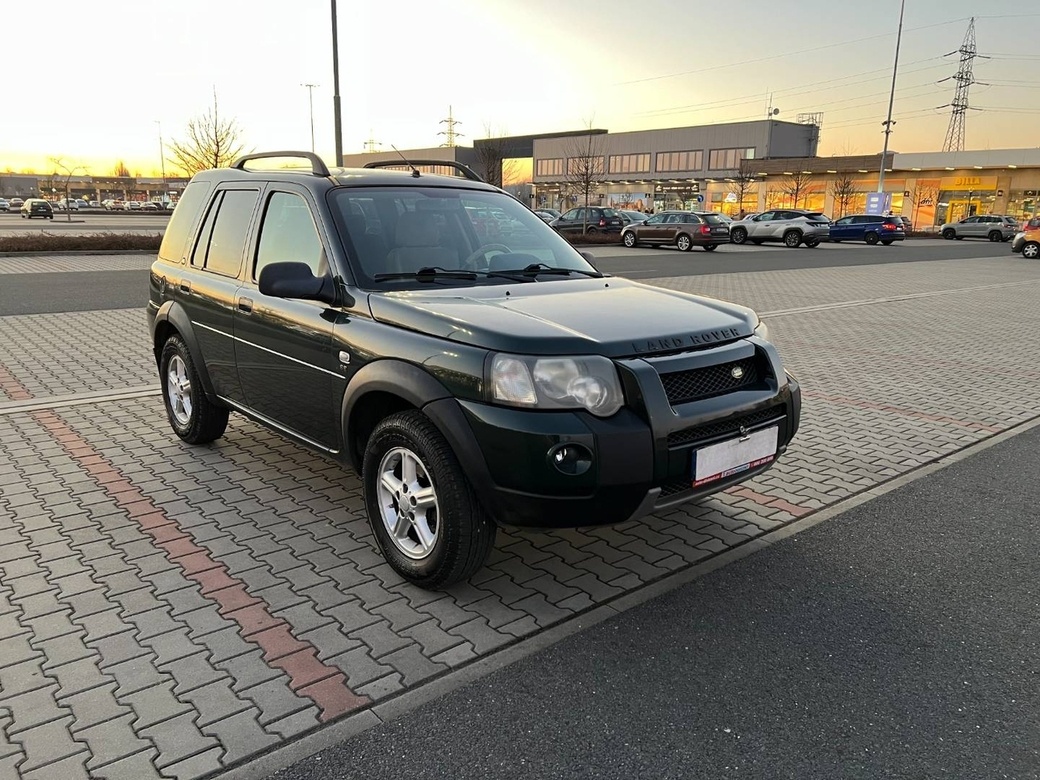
231;151;331;177
362;159;485;183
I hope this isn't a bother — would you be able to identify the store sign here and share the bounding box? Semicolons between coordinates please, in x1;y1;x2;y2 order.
865;192;892;215
939;176;998;190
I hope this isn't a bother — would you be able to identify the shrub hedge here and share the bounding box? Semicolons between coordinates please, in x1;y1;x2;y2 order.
0;232;163;254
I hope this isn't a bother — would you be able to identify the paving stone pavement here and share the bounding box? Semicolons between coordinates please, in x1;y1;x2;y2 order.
0;255;154;276
1;255;1039;778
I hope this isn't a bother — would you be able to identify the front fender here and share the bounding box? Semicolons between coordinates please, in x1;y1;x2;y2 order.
151;300;217;398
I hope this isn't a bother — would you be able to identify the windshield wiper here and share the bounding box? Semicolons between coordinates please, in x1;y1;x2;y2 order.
487;263;603;279
373;266;479;283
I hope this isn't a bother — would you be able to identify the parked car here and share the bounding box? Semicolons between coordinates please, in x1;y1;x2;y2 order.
618;209;649;226
828;214;906;245
533;208;560;223
940;214;1018;242
20;199;53;219
551;206;624;236
0;198;9;212
140;202;160;211
1011;225;1040;259
896;215;913;231
149;150;801;588
8;198;24;210
729;209;830;247
622;211;730;251
124;201;142;211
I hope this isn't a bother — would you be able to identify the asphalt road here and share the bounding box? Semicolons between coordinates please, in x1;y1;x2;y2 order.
588;238;1018;279
274;423;1040;780
1;241;1018;317
0;212;168;235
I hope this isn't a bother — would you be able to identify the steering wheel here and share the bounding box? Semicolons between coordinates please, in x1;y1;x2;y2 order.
463;243;512;271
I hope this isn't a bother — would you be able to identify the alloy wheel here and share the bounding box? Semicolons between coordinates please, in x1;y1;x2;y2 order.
376;447;440;560
166;355;193;426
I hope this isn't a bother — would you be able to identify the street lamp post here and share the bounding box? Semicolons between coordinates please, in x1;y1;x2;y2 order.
331;0;343;165
877;0;906;201
301;84;318;153
155;121;167;206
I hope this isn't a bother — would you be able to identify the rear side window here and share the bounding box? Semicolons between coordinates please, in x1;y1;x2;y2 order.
601;208;620;218
158;180;214;263
702;214;725;225
191;189;259;277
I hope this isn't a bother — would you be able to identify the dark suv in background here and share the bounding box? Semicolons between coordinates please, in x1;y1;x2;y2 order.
148;152;801;588
551;206;624;236
20;199;54;219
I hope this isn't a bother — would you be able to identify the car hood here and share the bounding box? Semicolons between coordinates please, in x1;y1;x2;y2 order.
367;277;757;358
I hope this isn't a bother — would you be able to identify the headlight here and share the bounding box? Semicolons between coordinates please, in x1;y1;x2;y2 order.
753;319;770;342
489;353;623;417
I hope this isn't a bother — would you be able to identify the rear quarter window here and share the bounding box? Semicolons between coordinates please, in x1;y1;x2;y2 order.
702;214;725;225
158;180;215;263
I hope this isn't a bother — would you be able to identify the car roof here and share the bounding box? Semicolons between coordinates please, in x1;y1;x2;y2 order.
190;165;502;194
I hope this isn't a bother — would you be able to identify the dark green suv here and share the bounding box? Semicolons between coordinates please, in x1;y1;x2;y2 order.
148;152;801;588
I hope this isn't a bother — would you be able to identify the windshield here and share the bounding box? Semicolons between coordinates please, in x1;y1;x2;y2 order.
329;187;598;289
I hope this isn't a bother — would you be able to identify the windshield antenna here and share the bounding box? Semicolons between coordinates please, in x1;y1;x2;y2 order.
391;145;421;177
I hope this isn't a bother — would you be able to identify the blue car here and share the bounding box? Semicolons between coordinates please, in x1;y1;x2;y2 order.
828;214;906;245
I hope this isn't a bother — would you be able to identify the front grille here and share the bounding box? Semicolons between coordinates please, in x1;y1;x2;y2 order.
659;478;694;499
659;357;759;406
667;406;785;448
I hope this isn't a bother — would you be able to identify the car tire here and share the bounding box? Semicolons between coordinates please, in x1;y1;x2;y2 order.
703;243;718;251
942;228;955;240
676;234;692;252
623;231;637;248
160;335;229;445
1022;242;1040;259
585;227;599;235
864;232;879;245
881;240;894;246
783;230;802;248
988;230;1003;242
804;237;820;248
363;410;496;589
730;227;748;244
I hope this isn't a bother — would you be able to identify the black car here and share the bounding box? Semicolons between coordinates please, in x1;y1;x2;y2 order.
551;206;624;236
20;199;54;219
148;152;801;588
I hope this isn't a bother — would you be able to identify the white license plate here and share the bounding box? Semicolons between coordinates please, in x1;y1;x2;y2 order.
691;426;778;487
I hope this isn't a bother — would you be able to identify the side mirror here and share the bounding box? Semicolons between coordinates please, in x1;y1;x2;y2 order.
258;262;336;305
579;250;597;265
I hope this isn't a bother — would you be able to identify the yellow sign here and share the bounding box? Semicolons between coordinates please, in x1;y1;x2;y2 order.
940;176;998;190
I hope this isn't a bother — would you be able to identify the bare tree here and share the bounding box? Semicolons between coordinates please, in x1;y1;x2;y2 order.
112;161;131;178
728;159;759;216
907;181;939;232
779;171;818;209
49;158;88;222
169;91;248;176
564;124;605;234
829;171;858;218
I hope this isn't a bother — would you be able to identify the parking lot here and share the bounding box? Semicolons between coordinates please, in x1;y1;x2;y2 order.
1;245;1039;778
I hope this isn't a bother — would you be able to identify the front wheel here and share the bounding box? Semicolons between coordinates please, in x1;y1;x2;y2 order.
676;234;692;252
730;227;748;245
622;231;637;248
864;232;879;245
942;228;955;240
363;410;496;588
783;231;802;248
703;243;718;251
1022;242;1040;259
160;336;229;445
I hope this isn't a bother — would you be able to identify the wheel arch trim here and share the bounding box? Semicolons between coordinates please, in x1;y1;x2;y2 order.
152;300;217;398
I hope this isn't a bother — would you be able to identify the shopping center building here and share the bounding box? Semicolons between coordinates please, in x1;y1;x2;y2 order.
343;118;1040;229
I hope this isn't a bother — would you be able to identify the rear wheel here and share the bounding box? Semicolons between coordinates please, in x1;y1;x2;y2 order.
730;227;748;245
585;227;599;235
988;230;1003;242
804;237;820;248
622;231;637;248
703;243;718;251
1022;242;1040;259
783;230;802;248
942;228;955;240
864;232;879;245
363;410;496;588
160;336;229;445
676;234;693;252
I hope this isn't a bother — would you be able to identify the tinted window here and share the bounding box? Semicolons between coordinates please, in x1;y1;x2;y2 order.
204;190;259;277
701;214;725;225
562;209;580;221
160;180;214;263
255;192;325;280
601;208;620;218
191;195;220;268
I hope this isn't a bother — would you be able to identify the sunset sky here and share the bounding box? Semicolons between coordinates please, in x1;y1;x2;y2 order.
3;0;1038;177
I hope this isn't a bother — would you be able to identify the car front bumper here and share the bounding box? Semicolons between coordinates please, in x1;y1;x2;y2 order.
424;344;801;529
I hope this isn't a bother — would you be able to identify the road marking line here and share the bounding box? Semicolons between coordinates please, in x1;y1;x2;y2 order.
0;385;159;415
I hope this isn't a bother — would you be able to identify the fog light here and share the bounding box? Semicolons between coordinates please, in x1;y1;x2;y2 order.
547;443;593;476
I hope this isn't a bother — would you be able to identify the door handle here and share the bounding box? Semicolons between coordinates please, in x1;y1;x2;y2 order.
237;297;253;313
178;280;191;293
